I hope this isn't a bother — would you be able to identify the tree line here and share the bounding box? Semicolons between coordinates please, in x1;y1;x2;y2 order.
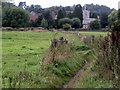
2;2;116;30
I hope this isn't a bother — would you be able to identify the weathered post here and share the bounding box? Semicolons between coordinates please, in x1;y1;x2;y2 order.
91;35;95;45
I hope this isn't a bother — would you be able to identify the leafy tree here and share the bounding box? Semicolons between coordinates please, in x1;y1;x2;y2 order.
40;18;48;28
90;20;100;30
108;10;118;28
118;9;120;21
112;9;120;31
67;13;73;19
73;4;83;23
43;10;54;28
57;8;66;20
2;6;29;28
83;4;114;16
25;4;42;14
90;12;97;18
63;24;71;30
100;12;108;28
72;18;81;29
18;2;26;9
58;18;72;28
35;14;44;27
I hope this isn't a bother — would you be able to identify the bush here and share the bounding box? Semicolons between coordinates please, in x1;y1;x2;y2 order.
72;18;81;29
63;24;71;30
90;20;100;30
58;18;72;28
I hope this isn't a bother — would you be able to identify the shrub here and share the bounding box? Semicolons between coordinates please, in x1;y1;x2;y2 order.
63;24;71;30
72;18;81;29
90;20;100;30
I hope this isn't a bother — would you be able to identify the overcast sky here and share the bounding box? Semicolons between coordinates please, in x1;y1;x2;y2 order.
13;0;120;10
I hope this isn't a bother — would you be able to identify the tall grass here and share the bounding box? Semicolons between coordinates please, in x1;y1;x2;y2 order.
94;26;120;88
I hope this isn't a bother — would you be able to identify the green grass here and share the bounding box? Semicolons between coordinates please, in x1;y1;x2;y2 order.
2;31;85;88
71;61;115;88
79;31;108;36
2;31;113;88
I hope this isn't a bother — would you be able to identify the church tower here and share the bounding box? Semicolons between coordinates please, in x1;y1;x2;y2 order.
82;5;96;29
83;5;90;19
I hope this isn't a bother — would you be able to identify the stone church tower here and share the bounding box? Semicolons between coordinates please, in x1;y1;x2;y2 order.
82;5;96;29
83;5;90;19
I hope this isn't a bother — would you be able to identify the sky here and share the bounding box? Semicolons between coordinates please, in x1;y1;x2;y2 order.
12;0;120;10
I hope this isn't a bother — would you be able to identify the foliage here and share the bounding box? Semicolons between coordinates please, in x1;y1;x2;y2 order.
94;14;120;87
18;2;26;9
90;20;100;30
90;12;97;18
57;8;66;20
84;4;114;16
58;18;72;28
2;5;29;28
42;10;54;28
72;18;81;29
25;4;42;14
75;45;91;51
73;4;83;23
100;12;109;28
118;9;120;21
108;10;118;28
34;14;44;27
40;18;48;28
63;24;71;30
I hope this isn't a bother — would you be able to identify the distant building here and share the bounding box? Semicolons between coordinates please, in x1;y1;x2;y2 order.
82;5;96;29
29;11;39;21
119;1;120;9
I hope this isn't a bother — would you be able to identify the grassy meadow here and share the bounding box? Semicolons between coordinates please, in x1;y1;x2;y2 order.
2;31;114;88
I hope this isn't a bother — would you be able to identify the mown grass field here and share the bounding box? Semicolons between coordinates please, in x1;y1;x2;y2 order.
2;31;113;88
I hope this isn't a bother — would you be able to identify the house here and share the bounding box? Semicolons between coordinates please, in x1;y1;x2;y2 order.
29;11;39;21
82;5;96;29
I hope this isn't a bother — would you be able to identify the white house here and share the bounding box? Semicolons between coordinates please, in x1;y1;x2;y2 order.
82;5;96;29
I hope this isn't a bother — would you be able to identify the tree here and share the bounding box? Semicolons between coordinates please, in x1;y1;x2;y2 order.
35;14;44;27
90;12;97;18
73;4;83;23
90;20;100;30
40;18;48;28
118;9;120;21
108;10;118;28
63;24;71;30
43;10;54;28
2;6;30;28
57;8;66;20
18;2;26;9
67;13;73;19
25;4;42;14
100;12;108;28
72;18;81;29
112;9;120;31
83;4;114;16
58;18;72;28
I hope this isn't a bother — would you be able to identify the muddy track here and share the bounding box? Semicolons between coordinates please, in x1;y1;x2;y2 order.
62;60;90;89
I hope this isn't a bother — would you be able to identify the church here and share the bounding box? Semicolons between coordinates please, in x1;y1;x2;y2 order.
82;5;96;29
